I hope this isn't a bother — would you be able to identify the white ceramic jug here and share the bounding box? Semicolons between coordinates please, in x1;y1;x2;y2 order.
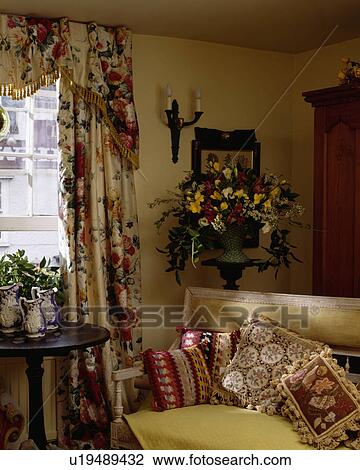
0;283;23;334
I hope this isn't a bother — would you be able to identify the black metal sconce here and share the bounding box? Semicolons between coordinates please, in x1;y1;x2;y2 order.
165;86;203;163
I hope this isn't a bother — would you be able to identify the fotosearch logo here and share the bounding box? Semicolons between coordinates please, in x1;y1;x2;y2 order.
56;303;314;331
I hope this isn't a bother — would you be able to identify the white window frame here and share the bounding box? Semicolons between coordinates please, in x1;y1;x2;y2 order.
0;177;13;246
0;85;59;235
0;216;58;231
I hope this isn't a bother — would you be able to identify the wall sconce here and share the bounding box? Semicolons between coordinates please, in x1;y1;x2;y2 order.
165;84;203;163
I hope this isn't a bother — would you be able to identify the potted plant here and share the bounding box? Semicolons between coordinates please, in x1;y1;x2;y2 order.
0;250;63;304
150;154;305;284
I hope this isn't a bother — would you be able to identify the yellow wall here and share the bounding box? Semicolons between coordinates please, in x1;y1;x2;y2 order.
133;33;360;349
132;35;295;349
290;37;360;294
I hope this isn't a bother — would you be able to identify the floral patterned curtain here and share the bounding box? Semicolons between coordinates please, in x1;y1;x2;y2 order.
0;15;138;167
0;15;142;448
57;80;141;449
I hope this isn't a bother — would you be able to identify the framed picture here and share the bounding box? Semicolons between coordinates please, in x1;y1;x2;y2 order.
196;148;257;174
191;127;261;248
192;127;260;176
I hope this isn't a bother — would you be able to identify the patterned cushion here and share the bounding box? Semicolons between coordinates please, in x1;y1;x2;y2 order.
178;328;241;384
220;318;323;412
279;354;360;449
143;345;211;411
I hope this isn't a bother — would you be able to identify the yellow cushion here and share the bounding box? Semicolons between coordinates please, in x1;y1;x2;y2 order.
125;396;312;450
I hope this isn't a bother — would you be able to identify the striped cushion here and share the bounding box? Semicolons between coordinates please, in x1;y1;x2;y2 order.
178;328;241;384
143;346;211;411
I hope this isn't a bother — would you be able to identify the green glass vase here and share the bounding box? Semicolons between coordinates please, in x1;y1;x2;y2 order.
216;224;250;263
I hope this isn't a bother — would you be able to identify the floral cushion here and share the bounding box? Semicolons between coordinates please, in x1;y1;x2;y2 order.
178;328;241;384
279;353;360;449
220;318;323;412
143;345;211;411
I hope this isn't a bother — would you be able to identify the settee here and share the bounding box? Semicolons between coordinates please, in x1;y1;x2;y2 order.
111;287;360;450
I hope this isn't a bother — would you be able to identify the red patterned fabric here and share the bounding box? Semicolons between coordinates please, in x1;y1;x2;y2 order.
178;328;241;384
281;355;360;448
0;391;24;449
143;346;211;411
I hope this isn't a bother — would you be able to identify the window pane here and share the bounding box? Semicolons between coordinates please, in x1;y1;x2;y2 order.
0;230;8;243
0;155;27;170
33;111;58;156
0;111;28;153
0;231;59;264
0;84;59;220
0;157;31;215
41;84;56;92
33;159;58;216
34;92;58;110
0;96;26;108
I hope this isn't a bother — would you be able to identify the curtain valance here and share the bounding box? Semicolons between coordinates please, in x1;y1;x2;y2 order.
0;15;138;167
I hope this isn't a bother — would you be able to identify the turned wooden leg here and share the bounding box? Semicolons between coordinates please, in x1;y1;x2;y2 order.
25;354;47;449
113;378;124;423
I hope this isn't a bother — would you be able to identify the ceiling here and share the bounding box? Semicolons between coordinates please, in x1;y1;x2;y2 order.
1;0;360;53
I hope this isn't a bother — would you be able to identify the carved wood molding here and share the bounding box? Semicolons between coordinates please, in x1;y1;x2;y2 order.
325;118;357;133
303;84;360;107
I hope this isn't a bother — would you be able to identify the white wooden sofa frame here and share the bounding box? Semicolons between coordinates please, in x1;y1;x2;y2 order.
111;286;360;449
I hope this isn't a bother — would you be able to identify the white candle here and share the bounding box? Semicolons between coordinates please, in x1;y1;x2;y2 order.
195;88;202;112
166;83;172;110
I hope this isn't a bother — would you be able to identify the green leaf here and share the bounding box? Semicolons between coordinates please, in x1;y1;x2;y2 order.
0;250;63;302
290;252;303;263
156;247;168;254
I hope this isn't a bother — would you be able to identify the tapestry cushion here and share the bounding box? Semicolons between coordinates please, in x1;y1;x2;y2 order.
143;345;211;411
178;328;241;383
220;318;323;412
279;353;360;449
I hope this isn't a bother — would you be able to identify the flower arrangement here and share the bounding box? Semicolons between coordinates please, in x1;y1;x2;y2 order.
150;154;305;284
338;58;360;84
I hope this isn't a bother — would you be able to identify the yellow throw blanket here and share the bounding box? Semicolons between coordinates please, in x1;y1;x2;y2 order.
125;395;312;450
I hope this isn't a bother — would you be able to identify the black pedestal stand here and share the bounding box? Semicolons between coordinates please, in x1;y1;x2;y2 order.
202;258;263;290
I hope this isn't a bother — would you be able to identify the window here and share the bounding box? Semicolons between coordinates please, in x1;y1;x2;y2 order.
0;85;59;264
0;177;11;246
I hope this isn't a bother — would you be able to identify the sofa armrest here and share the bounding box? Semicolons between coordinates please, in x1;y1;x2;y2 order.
112;367;144;423
134;376;152;390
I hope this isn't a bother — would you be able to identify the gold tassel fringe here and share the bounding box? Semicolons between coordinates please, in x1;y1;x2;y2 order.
0;68;139;169
0;71;59;100
60;68;139;168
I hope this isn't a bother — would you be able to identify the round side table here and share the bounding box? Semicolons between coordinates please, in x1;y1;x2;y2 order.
0;323;110;449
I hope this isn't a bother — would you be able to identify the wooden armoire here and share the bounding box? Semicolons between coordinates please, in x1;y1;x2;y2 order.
303;84;360;298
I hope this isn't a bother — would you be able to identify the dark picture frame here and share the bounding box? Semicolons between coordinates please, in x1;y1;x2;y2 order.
192;127;260;176
191;127;261;248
